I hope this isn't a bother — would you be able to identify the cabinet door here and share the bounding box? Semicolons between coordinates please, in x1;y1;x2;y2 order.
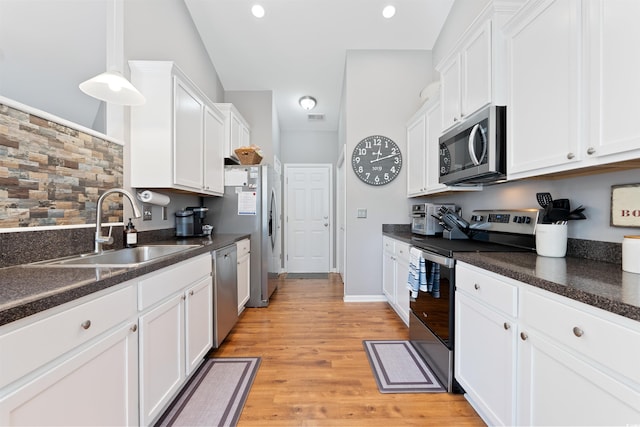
461;20;492;118
139;294;185;426
230;113;242;154
0;322;138;426
185;276;213;375
394;243;411;326
588;0;640;160
517;329;640;426
204;105;225;195
424;98;447;193
455;291;516;426
506;0;581;178
406;113;426;196
237;252;251;313
382;239;395;303
440;54;462;130
174;78;204;190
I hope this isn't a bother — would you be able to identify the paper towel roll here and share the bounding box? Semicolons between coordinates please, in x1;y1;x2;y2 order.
137;190;170;206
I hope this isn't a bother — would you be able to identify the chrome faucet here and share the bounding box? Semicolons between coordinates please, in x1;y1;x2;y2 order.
95;188;142;253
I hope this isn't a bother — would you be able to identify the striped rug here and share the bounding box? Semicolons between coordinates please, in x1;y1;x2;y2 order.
155;357;260;427
363;340;445;393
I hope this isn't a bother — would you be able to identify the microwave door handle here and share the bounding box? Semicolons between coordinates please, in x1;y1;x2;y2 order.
468;123;488;166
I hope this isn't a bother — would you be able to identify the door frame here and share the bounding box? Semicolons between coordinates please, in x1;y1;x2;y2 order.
283;163;334;273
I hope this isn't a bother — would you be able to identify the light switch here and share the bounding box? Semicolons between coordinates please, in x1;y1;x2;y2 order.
357;208;367;218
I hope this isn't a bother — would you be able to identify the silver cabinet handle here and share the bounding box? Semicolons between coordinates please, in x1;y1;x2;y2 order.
474;283;480;290
520;332;528;341
573;326;584;337
504;322;510;330
81;320;91;330
130;324;138;333
587;147;596;155
567;152;575;159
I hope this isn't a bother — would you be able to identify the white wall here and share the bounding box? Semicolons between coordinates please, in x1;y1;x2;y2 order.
344;50;434;298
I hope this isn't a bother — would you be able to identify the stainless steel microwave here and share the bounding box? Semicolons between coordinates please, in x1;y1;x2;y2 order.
439;105;506;185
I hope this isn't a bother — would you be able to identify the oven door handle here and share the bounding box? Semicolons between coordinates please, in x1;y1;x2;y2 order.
418;249;454;269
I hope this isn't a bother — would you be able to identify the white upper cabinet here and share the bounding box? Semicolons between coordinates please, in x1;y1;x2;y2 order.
505;0;582;178
505;0;640;180
214;103;251;160
587;0;640;160
129;61;224;196
437;2;521;132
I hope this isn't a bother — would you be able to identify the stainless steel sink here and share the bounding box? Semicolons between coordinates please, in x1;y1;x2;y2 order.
27;245;203;268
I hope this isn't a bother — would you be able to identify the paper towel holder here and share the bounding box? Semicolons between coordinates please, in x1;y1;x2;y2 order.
136;190;170;221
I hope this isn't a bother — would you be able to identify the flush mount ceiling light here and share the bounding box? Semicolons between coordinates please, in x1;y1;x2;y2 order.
382;5;396;19
299;96;317;110
79;69;145;105
79;0;145;105
251;4;265;18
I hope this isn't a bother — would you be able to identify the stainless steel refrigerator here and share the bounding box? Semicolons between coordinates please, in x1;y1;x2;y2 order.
206;164;280;307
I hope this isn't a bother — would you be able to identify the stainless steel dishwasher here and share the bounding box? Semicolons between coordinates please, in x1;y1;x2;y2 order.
212;244;238;348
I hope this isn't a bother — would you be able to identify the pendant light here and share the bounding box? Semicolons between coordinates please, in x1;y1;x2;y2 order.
79;0;145;105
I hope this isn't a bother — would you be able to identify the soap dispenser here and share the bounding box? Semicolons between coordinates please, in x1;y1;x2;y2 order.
124;218;138;248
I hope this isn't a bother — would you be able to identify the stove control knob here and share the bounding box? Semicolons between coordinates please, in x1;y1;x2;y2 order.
524;216;532;224
471;215;484;222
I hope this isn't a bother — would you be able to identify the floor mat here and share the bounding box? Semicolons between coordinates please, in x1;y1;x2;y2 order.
363;340;445;393
286;273;329;279
155;357;261;427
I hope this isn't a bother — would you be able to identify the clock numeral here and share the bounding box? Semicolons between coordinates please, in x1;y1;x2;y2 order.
365;141;372;149
393;157;400;164
358;166;364;173
354;156;361;164
390;166;397;173
358;148;367;156
384;173;390;181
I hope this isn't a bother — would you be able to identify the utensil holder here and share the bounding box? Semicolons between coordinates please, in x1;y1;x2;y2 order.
536;223;568;257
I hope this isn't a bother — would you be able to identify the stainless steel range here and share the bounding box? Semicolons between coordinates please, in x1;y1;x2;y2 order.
408;208;540;392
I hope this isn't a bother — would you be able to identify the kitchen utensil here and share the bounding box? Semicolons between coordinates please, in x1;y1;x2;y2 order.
552;199;571;210
536;192;553;208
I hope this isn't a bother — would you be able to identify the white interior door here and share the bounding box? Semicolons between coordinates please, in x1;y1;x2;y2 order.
285;164;332;273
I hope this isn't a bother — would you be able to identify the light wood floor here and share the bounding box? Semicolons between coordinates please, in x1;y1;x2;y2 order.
210;273;485;426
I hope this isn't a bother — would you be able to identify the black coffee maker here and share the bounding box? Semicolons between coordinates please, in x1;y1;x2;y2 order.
186;206;208;236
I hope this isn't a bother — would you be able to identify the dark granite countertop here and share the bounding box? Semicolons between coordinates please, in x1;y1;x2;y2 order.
383;230;640;322
0;233;249;326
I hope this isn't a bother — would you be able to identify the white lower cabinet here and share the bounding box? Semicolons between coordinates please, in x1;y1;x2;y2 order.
138;254;212;426
0;283;138;426
381;237;410;326
456;262;640;426
0;322;138;426
236;238;251;314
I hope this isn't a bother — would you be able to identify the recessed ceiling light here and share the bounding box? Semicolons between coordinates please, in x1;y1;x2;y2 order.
382;5;396;19
251;4;265;18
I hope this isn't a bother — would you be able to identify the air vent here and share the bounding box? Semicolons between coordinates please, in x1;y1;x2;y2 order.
307;113;325;121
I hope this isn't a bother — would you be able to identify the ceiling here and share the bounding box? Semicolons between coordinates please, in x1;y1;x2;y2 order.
184;0;454;132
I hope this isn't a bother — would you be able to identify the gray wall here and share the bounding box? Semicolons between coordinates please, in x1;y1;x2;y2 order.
280;131;339;164
343;50;434;298
225;91;280;165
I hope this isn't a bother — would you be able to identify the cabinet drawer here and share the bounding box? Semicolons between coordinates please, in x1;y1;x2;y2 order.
236;239;250;257
522;289;640;385
456;263;518;317
0;284;136;388
138;253;211;311
383;236;395;253
395;241;410;261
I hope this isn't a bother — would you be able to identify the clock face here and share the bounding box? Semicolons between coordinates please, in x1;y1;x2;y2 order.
351;135;402;186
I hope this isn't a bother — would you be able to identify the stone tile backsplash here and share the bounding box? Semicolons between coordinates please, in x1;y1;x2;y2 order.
0;103;124;228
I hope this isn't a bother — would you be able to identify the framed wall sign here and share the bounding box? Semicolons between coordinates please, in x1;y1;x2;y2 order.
611;183;640;227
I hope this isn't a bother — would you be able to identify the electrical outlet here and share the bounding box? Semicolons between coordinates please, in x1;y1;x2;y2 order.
357;208;367;218
143;204;152;221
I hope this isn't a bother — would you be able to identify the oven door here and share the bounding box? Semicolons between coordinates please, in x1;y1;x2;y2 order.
409;250;455;348
409;249;457;392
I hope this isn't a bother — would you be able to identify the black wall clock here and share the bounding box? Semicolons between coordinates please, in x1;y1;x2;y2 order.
351;135;402;186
